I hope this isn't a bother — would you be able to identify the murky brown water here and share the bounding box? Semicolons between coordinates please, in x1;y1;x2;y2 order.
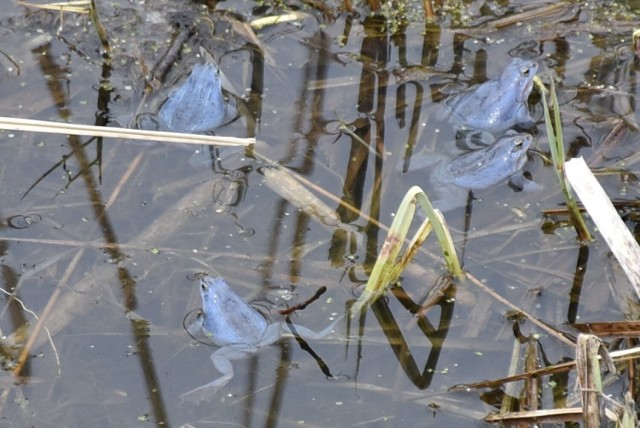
1;1;640;426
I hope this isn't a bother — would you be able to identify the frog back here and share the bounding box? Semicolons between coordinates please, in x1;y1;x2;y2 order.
159;63;229;133
200;276;269;346
444;58;537;133
445;81;517;132
444;132;531;190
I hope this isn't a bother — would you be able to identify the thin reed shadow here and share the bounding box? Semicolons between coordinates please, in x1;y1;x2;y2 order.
26;39;170;426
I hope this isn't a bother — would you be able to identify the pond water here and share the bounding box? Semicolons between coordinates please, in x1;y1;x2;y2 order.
1;0;640;426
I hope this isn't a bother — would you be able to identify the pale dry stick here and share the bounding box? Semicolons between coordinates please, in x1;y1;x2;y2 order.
484;244;581;267
462;219;540;241
0;117;254;147
465;273;575;347
500;260;575;284
16;0;89;13
0;251;67;381
12;249;84;377
250;12;305;30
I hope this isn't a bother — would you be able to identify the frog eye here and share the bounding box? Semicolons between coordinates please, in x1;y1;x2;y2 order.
514;139;524;149
201;282;207;292
520;67;530;77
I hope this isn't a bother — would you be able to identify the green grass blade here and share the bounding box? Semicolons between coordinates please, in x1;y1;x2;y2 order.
537;77;592;242
415;191;462;277
350;186;462;317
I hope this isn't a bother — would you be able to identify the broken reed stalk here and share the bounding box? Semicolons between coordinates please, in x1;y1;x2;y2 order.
485;335;637;425
350;186;462;316
565;158;640;299
575;335;604;427
537;77;592;242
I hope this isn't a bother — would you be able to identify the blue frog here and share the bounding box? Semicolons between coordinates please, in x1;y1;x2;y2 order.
159;63;236;133
182;275;341;401
444;58;538;133
404;132;534;211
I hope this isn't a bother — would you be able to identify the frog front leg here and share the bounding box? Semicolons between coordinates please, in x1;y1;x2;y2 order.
180;344;258;402
515;104;535;129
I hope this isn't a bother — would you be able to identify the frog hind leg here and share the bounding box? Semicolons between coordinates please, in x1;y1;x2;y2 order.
180;345;257;402
431;186;470;213
455;129;494;149
508;173;542;193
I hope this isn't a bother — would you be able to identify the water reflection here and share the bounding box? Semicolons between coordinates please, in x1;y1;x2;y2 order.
4;1;640;426
28;34;170;425
369;276;455;390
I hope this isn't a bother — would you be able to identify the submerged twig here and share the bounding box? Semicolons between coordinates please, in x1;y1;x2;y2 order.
485;408;584;424
250;12;306;30
260;166;357;233
279;286;327;316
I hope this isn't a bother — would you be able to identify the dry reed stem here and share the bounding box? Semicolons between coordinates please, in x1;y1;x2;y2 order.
490;3;570;28
16;0;89;13
0;117;254;147
485;408;584;424
565;157;640;299
455;346;640;392
576;335;603;427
